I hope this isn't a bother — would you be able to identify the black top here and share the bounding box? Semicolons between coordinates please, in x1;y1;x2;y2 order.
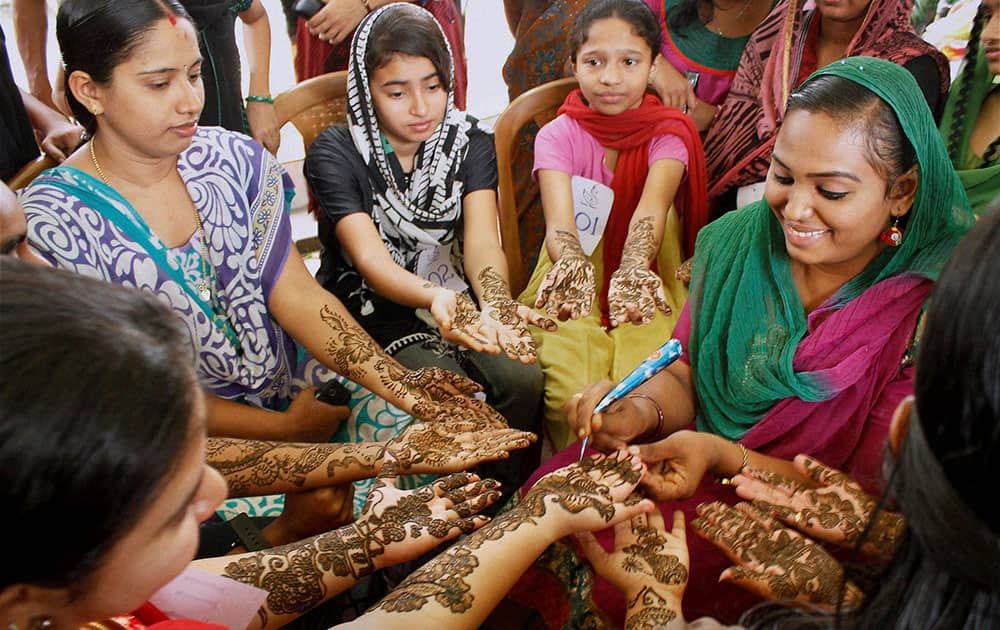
1;26;41;182
304;122;498;346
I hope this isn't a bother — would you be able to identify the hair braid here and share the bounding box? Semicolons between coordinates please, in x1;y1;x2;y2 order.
946;7;985;162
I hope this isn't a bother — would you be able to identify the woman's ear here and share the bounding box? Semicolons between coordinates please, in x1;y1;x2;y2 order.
888;395;914;455
889;165;919;219
67;70;103;116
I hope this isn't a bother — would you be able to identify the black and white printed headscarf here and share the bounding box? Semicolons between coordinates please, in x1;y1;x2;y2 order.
346;2;471;271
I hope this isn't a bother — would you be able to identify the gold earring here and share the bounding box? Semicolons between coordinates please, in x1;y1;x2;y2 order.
90;103;100;115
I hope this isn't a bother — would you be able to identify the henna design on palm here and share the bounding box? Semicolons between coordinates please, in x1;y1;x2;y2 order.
374;452;644;614
449;291;483;334
223;472;492;626
625;586;679;630
384;422;535;472
609;217;670;325
378;363;508;428
535;229;596;319
621;527;688;586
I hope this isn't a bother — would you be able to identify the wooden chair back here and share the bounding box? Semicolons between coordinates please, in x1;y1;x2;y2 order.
6;155;57;191
273;70;349;150
493;77;577;295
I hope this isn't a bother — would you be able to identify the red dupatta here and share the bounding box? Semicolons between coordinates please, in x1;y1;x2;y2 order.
558;90;707;323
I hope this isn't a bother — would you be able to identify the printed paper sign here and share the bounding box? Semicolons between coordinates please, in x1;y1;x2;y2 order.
149;566;268;630
416;242;469;293
571;176;614;256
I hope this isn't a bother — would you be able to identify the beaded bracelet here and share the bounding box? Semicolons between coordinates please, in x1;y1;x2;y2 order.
245;95;274;104
627;393;664;442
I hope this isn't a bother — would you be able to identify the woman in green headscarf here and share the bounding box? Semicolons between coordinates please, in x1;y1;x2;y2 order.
510;57;974;625
939;0;999;215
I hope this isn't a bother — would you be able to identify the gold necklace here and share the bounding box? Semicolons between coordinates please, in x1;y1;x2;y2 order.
706;0;754;35
89;139;215;303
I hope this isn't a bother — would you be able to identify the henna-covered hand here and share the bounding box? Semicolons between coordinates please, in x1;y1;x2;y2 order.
385;421;536;474
535;230;596;321
577;500;688;629
369;361;509;429
358;470;500;568
372;451;653;616
220;471;496;627
429;288;498;354
522;449;652;536
674;257;693;286
608;267;671;327
733;455;904;562
608;217;670;327
692;501;863;609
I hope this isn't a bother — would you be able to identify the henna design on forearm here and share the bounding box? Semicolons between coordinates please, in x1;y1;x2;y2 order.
319;305;378;381
619;217;658;271
205;438;375;495
374;455;642;614
625;586;679;630
476;266;512;303
223;472;486;626
621;527;688;586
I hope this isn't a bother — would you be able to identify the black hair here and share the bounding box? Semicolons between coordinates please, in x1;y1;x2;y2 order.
364;4;452;93
667;0;709;33
946;5;1000;167
57;0;193;135
786;74;917;194
569;0;662;63
838;204;1000;628
0;259;198;592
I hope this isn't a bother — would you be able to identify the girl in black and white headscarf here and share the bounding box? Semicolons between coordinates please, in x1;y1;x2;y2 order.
306;2;549;492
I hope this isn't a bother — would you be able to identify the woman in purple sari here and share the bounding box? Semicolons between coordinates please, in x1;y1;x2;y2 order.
503;57;974;626
19;0;505;468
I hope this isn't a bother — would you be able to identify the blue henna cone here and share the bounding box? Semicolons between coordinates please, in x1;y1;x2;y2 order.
578;339;684;461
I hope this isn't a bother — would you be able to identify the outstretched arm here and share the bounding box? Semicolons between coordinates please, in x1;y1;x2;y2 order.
194;471;498;630
345;450;654;629
268;247;508;428
207;422;536;496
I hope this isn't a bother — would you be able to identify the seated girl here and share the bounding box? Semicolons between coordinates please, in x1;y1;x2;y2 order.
518;0;707;450
305;3;547;492
503;57;974;625
939;0;999;216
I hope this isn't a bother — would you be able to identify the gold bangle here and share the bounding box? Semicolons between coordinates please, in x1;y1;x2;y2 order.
719;442;749;485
